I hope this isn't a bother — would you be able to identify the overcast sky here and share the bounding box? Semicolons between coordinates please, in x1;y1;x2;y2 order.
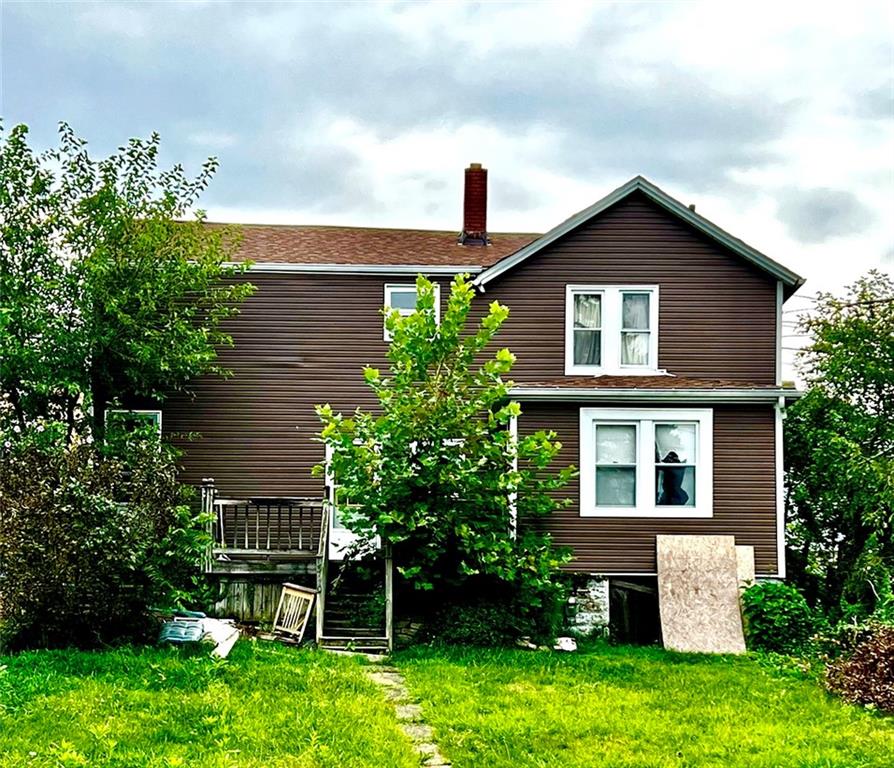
2;1;892;374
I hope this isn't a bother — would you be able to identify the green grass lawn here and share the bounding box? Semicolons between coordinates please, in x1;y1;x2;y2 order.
3;641;891;768
396;643;894;768
0;641;418;768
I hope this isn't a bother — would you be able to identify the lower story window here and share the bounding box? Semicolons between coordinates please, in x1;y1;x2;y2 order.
581;408;712;518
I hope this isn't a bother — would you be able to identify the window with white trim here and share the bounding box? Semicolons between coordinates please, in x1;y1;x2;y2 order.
384;283;440;341
579;408;712;517
105;408;162;437
565;285;659;374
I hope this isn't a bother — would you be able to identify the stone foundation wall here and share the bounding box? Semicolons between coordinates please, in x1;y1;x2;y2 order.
567;577;610;636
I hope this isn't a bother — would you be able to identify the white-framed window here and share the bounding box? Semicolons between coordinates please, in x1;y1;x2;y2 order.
105;408;162;437
384;283;441;341
565;285;659;375
579;407;712;518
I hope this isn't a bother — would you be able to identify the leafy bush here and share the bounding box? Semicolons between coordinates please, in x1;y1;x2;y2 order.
0;428;211;650
741;581;819;655
430;601;520;647
826;624;894;712
425;572;568;647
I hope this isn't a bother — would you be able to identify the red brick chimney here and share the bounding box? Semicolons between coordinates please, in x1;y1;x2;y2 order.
460;163;488;245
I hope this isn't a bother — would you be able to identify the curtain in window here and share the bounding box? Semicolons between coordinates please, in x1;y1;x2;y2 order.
621;293;650;365
574;294;602;365
574;294;601;328
622;294;649;329
621;332;649;365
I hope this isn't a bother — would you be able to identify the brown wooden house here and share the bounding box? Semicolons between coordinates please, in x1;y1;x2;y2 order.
145;165;803;643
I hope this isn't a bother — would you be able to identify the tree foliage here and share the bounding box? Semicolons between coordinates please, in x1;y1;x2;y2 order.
0;122;254;441
317;275;574;635
785;270;894;619
0;122;249;647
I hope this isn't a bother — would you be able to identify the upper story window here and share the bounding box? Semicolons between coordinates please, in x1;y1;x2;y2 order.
565;285;659;375
580;407;713;518
384;283;441;341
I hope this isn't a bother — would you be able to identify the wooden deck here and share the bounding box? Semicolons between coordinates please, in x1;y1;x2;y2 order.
202;485;326;574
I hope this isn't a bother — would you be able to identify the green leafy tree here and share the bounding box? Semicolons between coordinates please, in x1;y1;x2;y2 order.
786;270;894;619
0;122;254;441
317;275;574;635
0;122;251;647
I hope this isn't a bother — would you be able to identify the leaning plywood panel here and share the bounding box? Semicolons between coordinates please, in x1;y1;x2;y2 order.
657;535;746;654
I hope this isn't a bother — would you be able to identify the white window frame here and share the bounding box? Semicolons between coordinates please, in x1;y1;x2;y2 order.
579;407;713;518
384;283;441;341
105;408;162;436
565;285;660;375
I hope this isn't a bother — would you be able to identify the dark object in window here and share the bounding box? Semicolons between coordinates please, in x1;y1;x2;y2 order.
657;450;689;506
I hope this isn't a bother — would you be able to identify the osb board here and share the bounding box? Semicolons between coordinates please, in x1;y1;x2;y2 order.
657;535;746;655
735;545;755;589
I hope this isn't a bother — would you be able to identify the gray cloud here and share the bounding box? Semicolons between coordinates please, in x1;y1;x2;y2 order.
2;1;798;214
882;247;894;264
776;188;875;244
851;81;894;120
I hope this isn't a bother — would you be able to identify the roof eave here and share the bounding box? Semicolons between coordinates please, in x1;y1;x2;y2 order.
228;262;483;276
473;176;805;293
508;386;803;404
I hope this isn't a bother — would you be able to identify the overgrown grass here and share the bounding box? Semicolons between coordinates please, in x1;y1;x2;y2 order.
0;641;417;768
396;643;894;768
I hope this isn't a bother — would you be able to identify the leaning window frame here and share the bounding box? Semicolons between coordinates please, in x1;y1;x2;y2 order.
579;407;713;518
564;285;660;375
383;282;441;341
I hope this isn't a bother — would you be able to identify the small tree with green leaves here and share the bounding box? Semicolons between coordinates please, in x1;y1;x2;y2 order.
316;275;574;640
0;122;254;441
786;270;894;620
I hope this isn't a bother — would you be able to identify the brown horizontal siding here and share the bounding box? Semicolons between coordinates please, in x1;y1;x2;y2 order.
519;402;779;575
165;273;449;497
482;191;778;383
164;192;780;575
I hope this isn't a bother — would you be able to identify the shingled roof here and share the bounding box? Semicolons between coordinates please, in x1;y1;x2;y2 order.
211;223;539;267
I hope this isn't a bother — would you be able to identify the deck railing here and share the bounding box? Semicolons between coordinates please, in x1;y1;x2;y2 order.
201;479;325;561
214;497;325;554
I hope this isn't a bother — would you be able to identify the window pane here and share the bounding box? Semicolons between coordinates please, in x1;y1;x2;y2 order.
655;423;696;464
574;330;601;365
596;467;636;506
622;293;650;330
595;424;637;464
621;332;650;365
656;466;696;506
388;289;417;311
574;294;601;329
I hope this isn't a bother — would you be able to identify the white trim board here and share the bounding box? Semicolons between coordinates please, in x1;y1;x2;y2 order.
775;396;787;578
473;176;805;290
